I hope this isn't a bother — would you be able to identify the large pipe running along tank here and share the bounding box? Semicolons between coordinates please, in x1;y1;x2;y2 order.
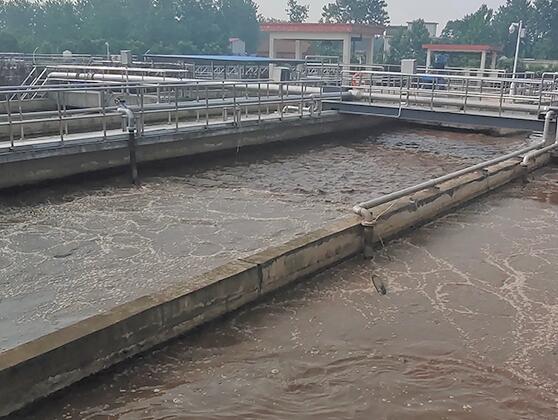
46;72;191;84
522;108;558;166
45;71;331;97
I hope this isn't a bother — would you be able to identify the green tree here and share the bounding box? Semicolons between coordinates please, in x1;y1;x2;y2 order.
442;5;496;44
287;0;309;23
0;0;36;38
0;0;261;55
34;0;80;48
439;0;557;60
321;0;389;25
387;19;431;65
176;0;225;53
492;0;535;57
218;0;260;53
0;31;18;51
531;0;558;59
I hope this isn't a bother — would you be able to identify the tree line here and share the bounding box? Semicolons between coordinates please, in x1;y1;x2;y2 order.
442;0;557;61
0;0;260;55
0;0;556;64
287;0;557;64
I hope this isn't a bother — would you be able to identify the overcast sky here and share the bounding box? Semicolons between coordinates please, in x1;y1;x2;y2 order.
255;0;508;32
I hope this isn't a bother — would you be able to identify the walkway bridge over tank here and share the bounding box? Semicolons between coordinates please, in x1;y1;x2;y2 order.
324;69;558;132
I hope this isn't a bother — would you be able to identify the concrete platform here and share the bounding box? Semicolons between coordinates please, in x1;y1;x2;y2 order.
324;100;547;132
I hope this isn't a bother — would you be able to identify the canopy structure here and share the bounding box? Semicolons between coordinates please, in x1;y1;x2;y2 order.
422;44;502;71
261;23;385;65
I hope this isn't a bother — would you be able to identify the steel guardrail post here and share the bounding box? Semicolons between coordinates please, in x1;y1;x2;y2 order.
245;82;249;119
6;94;14;149
18;92;24;141
257;82;261;124
101;89;107;140
140;87;145;136
463;78;470;113
205;86;209;129
300;82;304;118
537;75;544;116
369;73;373;104
430;78;435;111
318;83;322;117
196;81;200;123
63;96;68;136
504;82;505;117
174;87;179;131
280;83;284;121
233;84;237;126
56;91;64;143
266;82;270;116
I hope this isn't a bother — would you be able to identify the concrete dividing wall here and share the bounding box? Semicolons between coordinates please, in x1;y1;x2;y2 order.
0;113;386;189
0;98;55;114
0;145;553;416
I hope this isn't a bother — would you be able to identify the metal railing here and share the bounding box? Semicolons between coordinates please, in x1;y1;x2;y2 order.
0;79;337;150
192;64;270;80
343;70;558;118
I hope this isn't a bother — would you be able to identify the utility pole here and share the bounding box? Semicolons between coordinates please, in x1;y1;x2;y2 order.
509;20;524;95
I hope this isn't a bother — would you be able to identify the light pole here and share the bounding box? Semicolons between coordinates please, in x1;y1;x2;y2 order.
105;42;110;61
509;20;524;95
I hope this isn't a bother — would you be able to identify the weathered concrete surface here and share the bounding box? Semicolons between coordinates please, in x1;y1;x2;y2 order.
0;113;385;189
23;166;558;420
45;90;159;109
0;141;551;417
0;214;362;417
242;217;364;295
0;259;260;417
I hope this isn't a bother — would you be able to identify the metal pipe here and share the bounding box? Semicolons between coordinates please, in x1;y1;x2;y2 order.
522;110;557;166
521;136;558;166
541;110;557;144
353;140;546;222
6;94;14;148
117;102;136;132
117;102;139;185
